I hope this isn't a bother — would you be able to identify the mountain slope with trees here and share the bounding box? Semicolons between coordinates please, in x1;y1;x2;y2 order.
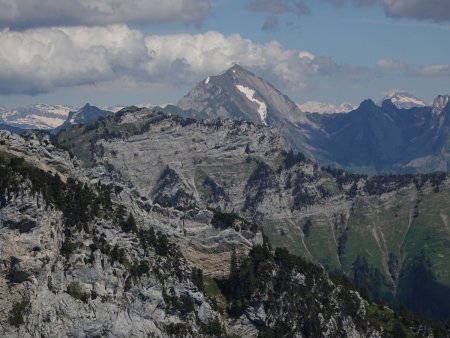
56;107;450;323
2;130;445;336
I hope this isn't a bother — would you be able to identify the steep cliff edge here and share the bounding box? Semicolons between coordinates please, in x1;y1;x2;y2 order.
56;108;450;323
1;128;445;336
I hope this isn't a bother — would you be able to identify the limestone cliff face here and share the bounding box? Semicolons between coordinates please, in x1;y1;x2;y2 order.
57;108;450;322
0;136;222;337
0;189;218;337
0;183;379;338
0;130;397;338
1;129;262;279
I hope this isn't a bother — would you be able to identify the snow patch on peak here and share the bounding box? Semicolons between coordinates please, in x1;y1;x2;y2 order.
236;84;268;126
205;77;210;85
380;91;427;109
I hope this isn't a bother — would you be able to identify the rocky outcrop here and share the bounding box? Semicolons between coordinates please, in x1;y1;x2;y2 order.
0;144;223;337
57;108;450;323
0;193;220;337
178;65;450;174
1;119;441;336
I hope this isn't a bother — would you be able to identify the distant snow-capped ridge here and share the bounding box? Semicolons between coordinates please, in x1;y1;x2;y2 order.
298;101;356;114
0;102;156;130
101;103;154;113
379;91;428;109
0;103;73;129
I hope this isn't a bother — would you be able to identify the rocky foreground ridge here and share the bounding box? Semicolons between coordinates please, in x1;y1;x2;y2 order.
57;107;450;322
0;109;448;336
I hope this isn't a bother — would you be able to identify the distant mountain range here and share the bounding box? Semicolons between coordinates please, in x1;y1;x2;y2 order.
298;101;356;114
56;103;113;131
0;103;127;133
0;104;73;130
0;103;152;131
307;95;450;173
298;92;428;114
379;91;428;109
101;103;154;113
177;65;450;174
1;65;449;174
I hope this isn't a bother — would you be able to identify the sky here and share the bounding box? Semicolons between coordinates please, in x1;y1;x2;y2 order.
0;0;449;108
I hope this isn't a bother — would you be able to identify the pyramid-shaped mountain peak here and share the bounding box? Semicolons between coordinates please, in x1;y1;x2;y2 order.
178;64;310;129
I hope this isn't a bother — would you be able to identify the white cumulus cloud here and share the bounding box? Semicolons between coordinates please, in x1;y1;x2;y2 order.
144;31;338;90
0;26;350;95
0;25;150;95
0;0;211;28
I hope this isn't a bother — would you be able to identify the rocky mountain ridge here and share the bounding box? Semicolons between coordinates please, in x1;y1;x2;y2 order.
3;65;450;176
56;104;113;131
0;127;432;337
177;64;314;156
178;64;310;127
177;65;450;174
0;104;153;132
56;107;450;323
298;101;356;114
378;91;428;110
308;97;450;173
